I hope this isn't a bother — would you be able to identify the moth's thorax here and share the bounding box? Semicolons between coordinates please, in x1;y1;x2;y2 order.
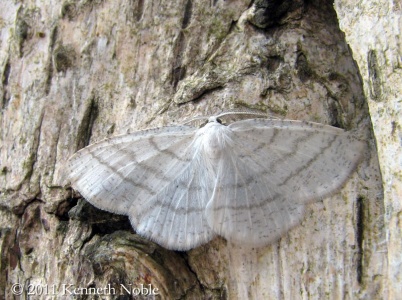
198;121;232;160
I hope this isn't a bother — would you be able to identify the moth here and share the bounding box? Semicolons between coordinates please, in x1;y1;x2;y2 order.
62;113;363;250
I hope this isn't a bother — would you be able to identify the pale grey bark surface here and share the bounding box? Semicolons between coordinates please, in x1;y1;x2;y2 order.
334;1;402;298
0;0;396;299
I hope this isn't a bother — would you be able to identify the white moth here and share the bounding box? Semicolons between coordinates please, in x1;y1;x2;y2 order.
62;113;364;251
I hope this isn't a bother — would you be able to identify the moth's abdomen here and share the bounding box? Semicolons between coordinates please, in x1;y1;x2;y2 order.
204;134;225;159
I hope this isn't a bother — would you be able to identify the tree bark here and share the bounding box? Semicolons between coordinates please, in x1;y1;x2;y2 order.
0;0;396;299
334;1;402;298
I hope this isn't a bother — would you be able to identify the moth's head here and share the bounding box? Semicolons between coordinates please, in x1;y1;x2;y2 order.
207;116;223;124
183;110;267;128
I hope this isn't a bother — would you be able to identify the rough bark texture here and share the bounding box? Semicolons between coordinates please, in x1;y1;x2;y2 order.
334;1;402;298
0;0;397;299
